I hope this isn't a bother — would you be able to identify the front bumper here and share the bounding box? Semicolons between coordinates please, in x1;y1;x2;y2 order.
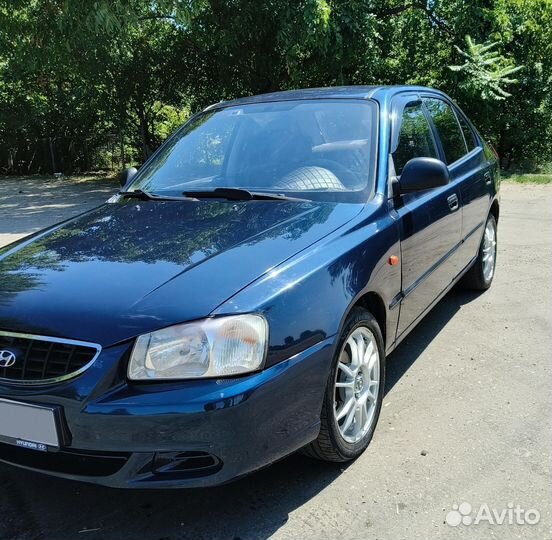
0;338;334;488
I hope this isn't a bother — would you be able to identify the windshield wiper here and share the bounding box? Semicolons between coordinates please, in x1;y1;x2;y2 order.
182;187;305;202
119;189;156;200
119;189;191;201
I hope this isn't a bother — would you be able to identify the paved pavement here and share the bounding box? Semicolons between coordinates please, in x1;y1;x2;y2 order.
0;175;116;247
0;178;551;540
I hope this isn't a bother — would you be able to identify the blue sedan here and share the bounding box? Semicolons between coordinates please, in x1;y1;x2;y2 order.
0;86;499;487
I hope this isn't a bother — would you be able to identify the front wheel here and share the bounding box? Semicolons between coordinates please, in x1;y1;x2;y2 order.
302;308;385;462
460;213;497;290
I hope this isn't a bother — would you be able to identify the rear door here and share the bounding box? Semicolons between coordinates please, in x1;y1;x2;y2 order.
390;97;462;336
423;96;492;271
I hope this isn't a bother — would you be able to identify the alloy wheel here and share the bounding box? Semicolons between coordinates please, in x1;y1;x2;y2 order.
333;327;380;444
482;219;497;282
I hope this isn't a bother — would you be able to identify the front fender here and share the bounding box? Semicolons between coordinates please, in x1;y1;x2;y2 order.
214;199;401;368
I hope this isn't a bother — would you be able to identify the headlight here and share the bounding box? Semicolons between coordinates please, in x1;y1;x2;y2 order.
127;314;268;380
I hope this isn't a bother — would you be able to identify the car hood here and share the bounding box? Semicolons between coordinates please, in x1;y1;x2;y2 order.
0;199;361;346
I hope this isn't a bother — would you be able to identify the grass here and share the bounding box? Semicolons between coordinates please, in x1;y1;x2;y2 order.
502;173;552;184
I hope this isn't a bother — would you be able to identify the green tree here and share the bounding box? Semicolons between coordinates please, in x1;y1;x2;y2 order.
1;0;551;173
449;35;522;101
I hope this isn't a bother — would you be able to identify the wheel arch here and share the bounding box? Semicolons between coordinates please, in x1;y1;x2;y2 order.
346;291;387;349
490;198;500;222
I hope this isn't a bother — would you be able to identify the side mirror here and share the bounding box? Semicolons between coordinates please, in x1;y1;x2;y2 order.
399;157;449;194
119;167;138;188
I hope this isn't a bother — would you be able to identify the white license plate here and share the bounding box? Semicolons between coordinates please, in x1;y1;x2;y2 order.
0;398;60;451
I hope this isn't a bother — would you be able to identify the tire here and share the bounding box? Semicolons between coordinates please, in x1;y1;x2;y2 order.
460;213;497;291
301;307;385;462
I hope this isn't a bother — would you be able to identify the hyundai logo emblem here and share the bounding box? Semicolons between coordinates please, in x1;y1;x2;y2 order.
0;350;17;368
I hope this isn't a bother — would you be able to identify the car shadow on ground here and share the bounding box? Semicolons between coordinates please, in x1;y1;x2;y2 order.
0;288;481;540
385;287;481;395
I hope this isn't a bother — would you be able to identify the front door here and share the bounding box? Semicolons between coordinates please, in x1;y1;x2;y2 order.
390;98;462;336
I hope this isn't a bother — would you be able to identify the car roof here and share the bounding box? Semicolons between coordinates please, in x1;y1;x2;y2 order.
204;85;448;110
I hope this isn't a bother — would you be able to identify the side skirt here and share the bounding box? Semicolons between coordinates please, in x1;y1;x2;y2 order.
385;253;478;356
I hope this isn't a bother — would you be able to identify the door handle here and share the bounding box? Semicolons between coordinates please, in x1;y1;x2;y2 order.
484;171;492;185
447;193;459;211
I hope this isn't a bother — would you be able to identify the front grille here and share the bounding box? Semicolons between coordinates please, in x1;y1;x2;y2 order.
0;332;100;384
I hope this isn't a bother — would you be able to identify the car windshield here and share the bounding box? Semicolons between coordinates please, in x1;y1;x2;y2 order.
127;99;378;202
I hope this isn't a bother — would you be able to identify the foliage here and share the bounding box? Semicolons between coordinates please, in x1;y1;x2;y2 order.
449;36;522;101
502;173;552;184
0;0;551;174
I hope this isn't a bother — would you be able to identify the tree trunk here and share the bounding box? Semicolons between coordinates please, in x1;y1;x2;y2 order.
48;137;57;173
120;131;126;169
138;109;152;161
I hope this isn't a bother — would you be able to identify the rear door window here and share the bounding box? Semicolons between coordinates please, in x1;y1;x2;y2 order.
424;98;468;164
456;110;478;152
393;102;439;175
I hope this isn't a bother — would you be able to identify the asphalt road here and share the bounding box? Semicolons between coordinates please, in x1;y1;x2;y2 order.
0;178;551;540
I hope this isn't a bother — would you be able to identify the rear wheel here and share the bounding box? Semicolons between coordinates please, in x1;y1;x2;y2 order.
302;308;385;462
461;213;497;290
